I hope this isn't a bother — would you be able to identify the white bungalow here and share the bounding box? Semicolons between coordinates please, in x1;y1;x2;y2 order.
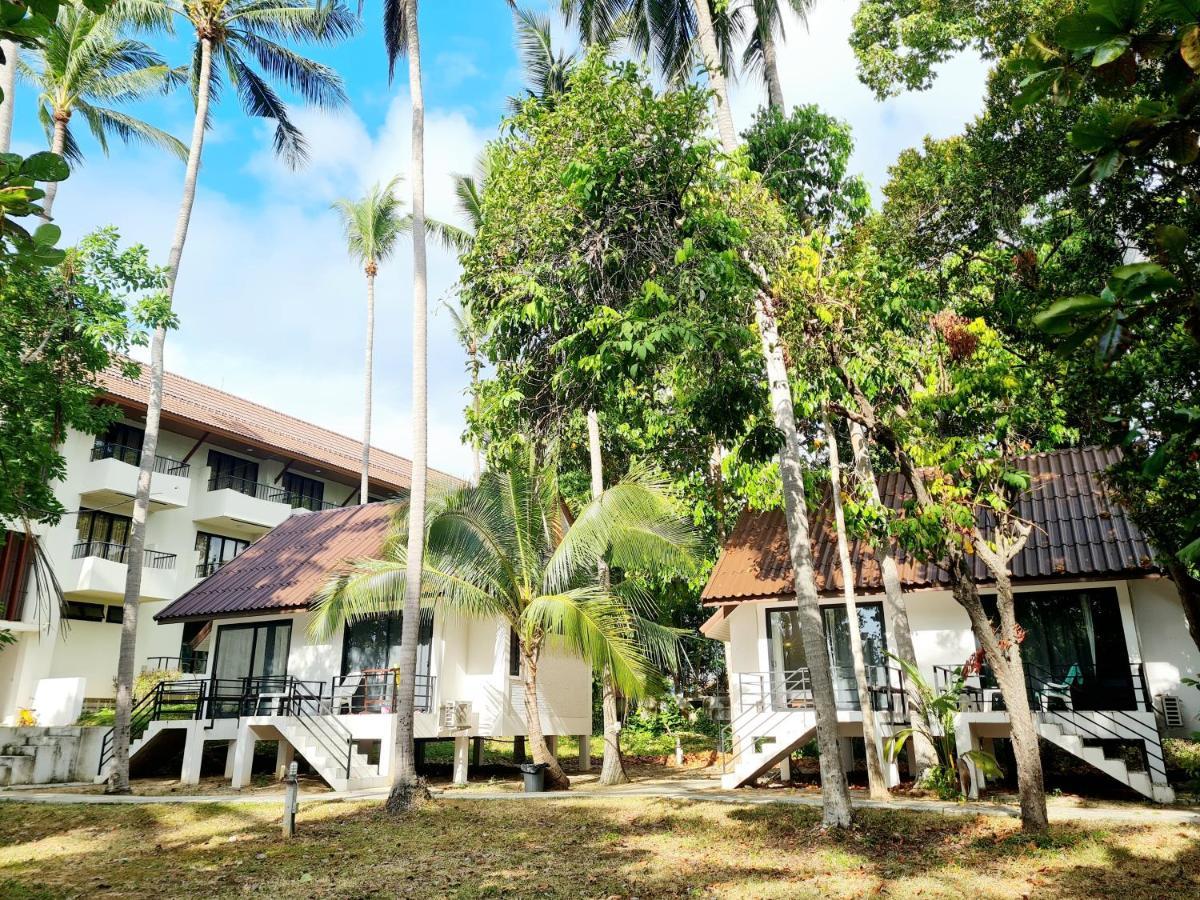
102;502;592;790
701;447;1198;803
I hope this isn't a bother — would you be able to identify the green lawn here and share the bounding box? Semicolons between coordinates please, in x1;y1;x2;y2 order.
0;797;1195;898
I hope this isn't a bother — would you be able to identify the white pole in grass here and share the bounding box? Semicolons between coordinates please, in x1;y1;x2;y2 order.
282;762;299;839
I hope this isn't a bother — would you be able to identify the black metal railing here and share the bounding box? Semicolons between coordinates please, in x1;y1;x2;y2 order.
207;473;338;511
99;679;207;774
287;680;356;779
329;670;435;714
143;652;209;674
933;661;1152;714
735;666;908;718
195;560;231;578
72;541;176;569
91;442;190;477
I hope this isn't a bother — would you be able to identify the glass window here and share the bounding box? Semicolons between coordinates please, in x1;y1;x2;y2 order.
822;604;887;708
195;532;250;575
208;450;260;495
509;628;521;677
63;601;106;622
340;610;434;676
76;509;133;548
94;423;145;464
283;473;325;511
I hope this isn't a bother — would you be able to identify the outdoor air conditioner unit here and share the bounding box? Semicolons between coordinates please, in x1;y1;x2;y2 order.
439;700;471;731
1159;694;1186;732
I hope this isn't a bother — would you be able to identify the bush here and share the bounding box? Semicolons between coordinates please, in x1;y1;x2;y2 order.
129;667;182;701
1164;737;1200;786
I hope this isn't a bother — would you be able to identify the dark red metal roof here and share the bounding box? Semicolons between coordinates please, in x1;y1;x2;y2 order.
701;446;1157;604
156;502;398;622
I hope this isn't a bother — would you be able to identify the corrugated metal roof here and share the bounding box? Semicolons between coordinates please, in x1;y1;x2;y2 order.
155;502;398;621
701;446;1157;604
98;363;461;493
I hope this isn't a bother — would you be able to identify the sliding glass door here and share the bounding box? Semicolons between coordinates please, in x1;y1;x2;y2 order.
210;620;292;717
766;604;888;710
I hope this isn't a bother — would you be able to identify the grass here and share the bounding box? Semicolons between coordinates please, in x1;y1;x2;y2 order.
0;797;1195;898
421;734;717;767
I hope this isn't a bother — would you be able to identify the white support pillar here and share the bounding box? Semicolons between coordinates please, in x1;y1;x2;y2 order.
545;734;558;757
778;753;791;783
230;727;256;790
180;726;205;786
275;740;295;780
839;737;855;775
223;740;238;779
452;734;470;786
953;714;981;799
577;735;591;771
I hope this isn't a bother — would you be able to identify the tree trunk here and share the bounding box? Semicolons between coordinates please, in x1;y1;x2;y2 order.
824;415;888;800
40;115;68;220
846;420;936;778
691;0;738;152
387;0;431;814
0;41;16;153
470;359;481;485
359;268;375;504
522;644;570;789
109;36;214;795
588;408;628;786
755;293;852;827
950;555;1048;832
760;21;785;110
1165;557;1200;654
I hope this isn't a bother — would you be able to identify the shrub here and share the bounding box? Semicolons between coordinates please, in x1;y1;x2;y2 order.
1164;737;1200;786
127;667;182;701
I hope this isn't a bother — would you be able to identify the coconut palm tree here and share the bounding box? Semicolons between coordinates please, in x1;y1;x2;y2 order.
333;176;407;505
22;3;186;219
108;0;356;795
0;41;17;152
508;3;577;110
739;0;811;110
312;445;696;791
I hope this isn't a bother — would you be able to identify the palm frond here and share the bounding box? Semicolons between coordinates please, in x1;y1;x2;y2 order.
76;100;188;160
233;31;348;109
383;0;409;81
227;51;308;168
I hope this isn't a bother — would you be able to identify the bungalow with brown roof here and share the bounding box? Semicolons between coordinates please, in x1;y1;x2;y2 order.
90;502;592;791
702;447;1196;803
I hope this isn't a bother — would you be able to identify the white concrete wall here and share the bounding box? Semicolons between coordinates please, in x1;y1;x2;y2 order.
1;420;365;723
1129;577;1200;729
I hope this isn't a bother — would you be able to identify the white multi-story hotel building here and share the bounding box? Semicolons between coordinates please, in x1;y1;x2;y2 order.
0;364;455;725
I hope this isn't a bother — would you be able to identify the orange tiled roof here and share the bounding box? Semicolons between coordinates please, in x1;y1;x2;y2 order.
98;363;461;494
701;446;1157;604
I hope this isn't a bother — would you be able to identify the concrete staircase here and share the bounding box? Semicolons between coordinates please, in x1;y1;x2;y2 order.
721;708;817;789
1;728;82;785
1037;717;1174;803
93;721;173;784
274;718;389;791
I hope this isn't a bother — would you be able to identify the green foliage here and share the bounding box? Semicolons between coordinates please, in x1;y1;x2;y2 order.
1164;737;1200;790
0;151;68;265
131;667;182;701
0;227;161;526
741;104;870;233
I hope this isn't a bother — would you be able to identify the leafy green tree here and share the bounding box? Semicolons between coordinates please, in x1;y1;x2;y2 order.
108;0;356;795
312;446;697;791
22;2;186;219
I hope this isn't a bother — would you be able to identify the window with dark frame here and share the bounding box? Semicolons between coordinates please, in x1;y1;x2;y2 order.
75;509;132;552
282;472;325;511
93;422;145;465
0;530;34;622
194;531;250;577
207;450;260;495
339;610;434;676
509;627;522;677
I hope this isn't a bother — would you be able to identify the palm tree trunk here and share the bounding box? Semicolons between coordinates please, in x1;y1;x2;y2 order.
521;643;570;789
108;35;214;795
588;408;628;786
759;23;785;110
40;115;68;220
846;420;937;779
692;0;851;825
691;0;738;151
470;358;481;485
359;269;375;504
823;415;888;800
755;292;853;827
387;0;430;813
0;41;16;153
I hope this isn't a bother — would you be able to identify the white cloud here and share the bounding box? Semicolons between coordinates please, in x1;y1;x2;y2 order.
52;92;490;482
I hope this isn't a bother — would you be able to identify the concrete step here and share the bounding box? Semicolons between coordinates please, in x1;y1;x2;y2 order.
0;755;35;786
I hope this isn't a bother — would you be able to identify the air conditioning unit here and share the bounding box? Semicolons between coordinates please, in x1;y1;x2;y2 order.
1159;694;1186;731
439;701;471;731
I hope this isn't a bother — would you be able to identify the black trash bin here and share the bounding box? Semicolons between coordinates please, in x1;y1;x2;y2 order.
519;761;548;792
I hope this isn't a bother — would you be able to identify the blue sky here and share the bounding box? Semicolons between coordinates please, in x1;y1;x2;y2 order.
12;2;989;480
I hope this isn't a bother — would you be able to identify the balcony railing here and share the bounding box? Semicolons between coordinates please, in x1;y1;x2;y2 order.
144;652;209;674
330;670;435;714
91;442;191;477
207;473;338;511
734;665;908;717
71;541;177;570
195;559;233;578
932;661;1151;714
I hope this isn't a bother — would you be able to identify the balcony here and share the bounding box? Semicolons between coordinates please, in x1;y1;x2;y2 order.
192;474;338;535
65;541;178;601
78;443;191;513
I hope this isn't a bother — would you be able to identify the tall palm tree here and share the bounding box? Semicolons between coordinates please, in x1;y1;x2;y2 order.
22;3;186;219
740;0;811;110
333;176;407;505
382;0;430;813
312;445;696;791
508;3;576;110
109;0;356;795
0;41;17;152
